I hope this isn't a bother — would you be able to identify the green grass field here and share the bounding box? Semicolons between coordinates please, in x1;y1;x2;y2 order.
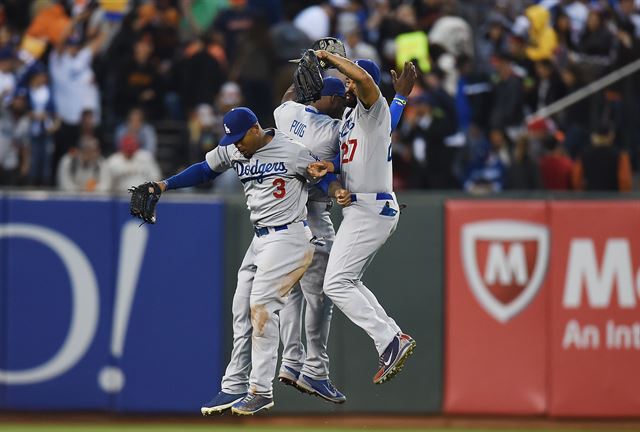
0;427;594;432
0;426;625;432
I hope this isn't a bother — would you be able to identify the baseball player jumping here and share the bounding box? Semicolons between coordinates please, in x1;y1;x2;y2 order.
131;106;350;415
276;62;416;401
308;51;417;385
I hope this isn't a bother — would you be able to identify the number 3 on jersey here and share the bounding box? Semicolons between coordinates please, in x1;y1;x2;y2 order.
273;178;286;198
341;139;358;164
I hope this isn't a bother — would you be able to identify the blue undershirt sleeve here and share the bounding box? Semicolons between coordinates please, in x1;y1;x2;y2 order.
315;173;338;195
390;93;407;132
164;161;219;190
331;153;341;175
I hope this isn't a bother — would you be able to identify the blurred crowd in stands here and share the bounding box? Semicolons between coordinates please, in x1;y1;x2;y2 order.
0;0;638;194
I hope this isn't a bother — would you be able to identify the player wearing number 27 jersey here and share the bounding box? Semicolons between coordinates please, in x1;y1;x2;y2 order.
309;52;417;385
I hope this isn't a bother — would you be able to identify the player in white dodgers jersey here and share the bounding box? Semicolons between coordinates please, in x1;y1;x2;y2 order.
153;107;349;415
309;51;417;385
273;69;415;402
273;77;347;403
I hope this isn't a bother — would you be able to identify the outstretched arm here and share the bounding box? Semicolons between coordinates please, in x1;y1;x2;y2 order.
315;50;379;108
157;160;220;192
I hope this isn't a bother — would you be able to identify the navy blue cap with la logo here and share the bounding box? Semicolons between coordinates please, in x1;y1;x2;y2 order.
219;107;258;146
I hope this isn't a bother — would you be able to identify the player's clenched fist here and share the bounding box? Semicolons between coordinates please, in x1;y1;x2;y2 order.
307;160;334;179
334;188;351;207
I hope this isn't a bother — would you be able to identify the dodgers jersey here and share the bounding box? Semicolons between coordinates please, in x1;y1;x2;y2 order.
273;101;341;201
205;129;318;227
339;93;393;193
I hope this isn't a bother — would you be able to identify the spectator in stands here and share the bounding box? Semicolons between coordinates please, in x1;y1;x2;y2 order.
539;134;574;190
558;65;591;159
0;47;15;103
229;17;275;124
575;8;614;76
477;13;510;74
212;0;260;64
115;107;158;156
616;0;640;39
176;36;225;114
507;134;540;190
524;4;558;61
402;90;458;189
49;25;105;180
344;30;381;65
533;59;567;112
374;3;418;72
57;136;109;192
0;94;29;185
572;123;633;191
564;0;590;40
105;133;161;193
293;1;336;42
78;109;100;148
463;128;510;194
489;52;525;139
179;0;227;39
114;36;162;120
135;0;180;62
187;103;216;165
25;64;58;186
269;4;311;108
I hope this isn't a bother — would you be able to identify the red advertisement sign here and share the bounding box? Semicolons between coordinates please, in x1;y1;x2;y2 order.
548;201;640;417
444;201;548;414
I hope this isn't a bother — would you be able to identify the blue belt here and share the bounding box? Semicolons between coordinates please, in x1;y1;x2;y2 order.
254;220;308;237
350;192;393;203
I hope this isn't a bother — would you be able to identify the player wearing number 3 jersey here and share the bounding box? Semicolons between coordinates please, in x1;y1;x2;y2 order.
152;106;349;415
308;52;417;385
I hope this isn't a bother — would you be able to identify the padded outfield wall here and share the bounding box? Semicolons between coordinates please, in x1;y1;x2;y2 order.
1;191;638;416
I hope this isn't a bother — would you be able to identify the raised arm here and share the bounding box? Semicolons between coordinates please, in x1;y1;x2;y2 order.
315;50;379;108
390;61;416;130
281;83;297;103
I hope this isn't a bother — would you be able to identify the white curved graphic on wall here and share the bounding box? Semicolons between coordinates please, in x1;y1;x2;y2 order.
0;223;99;384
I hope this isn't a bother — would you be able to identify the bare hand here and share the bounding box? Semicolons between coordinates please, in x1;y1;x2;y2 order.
391;61;417;97
314;49;332;65
307;160;334;178
334;188;351;207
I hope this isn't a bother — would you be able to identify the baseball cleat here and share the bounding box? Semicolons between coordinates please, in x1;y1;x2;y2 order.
373;333;416;385
296;374;346;404
201;391;246;415
278;365;305;393
231;393;274;415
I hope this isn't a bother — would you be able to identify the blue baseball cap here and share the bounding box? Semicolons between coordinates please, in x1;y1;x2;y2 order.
219;107;258;146
320;77;345;97
354;59;381;85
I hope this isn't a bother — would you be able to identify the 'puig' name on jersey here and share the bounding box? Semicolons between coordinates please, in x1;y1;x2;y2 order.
233;159;287;183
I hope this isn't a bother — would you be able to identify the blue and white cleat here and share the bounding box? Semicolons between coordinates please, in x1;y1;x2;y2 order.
231;393;274;415
200;391;246;415
278;365;304;392
296;374;346;404
373;332;416;384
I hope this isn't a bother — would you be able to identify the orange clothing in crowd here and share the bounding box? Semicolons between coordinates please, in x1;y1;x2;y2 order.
572;148;632;191
26;4;71;46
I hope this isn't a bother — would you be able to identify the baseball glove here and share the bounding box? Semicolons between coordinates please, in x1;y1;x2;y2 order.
293;49;324;104
312;37;346;69
128;182;162;224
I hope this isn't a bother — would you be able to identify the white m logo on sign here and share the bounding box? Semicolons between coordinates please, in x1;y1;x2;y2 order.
462;220;549;323
563;238;638;308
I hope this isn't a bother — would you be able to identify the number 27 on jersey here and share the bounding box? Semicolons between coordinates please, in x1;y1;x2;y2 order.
341;139;358;164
